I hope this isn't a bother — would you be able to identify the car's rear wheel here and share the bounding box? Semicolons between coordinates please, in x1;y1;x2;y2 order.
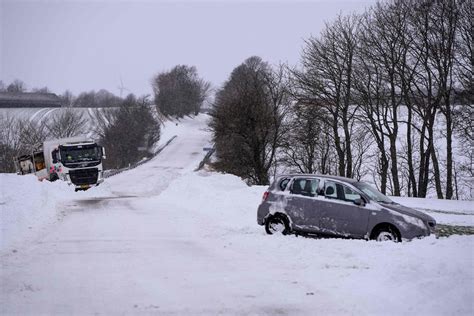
265;215;290;235
372;226;400;242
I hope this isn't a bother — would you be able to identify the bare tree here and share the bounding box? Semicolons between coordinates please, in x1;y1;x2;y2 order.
0;115;49;172
97;94;160;169
293;14;360;178
60;90;75;107
210;57;288;185
279;101;334;174
152;65;210;117
400;0;460;198
47;109;87;138
6;79;26;93
0;115;22;172
430;0;459;199
455;0;473;98
17;119;49;151
353;2;413;195
452;0;473;199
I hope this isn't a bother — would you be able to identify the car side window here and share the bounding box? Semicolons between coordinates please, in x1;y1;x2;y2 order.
291;178;320;197
324;181;339;199
324;180;361;202
279;178;290;191
344;186;362;202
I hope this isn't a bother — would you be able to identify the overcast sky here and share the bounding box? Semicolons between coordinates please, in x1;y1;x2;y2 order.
1;0;375;97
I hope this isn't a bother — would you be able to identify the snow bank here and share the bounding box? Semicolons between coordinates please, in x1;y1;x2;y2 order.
1;161;472;314
144;171;474;315
0;173;113;254
158;170;266;235
0;115;210;254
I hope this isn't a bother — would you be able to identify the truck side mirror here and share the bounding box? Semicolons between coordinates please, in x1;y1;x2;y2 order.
101;146;106;159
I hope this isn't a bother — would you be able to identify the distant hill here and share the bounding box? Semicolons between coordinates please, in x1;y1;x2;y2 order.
0;92;62;108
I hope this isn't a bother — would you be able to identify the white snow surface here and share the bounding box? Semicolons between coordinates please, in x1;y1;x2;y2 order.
1;115;473;315
391;196;474;226
391;196;474;214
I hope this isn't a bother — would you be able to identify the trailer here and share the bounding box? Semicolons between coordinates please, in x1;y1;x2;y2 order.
14;136;106;191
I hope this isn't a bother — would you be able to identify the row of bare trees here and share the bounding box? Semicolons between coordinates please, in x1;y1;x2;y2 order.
211;0;472;199
0;109;87;172
292;0;472;199
0;93;161;172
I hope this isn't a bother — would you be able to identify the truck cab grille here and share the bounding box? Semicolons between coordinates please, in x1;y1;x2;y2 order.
69;168;98;185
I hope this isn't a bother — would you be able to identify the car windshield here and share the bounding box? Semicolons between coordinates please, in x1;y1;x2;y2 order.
60;144;100;163
354;182;393;204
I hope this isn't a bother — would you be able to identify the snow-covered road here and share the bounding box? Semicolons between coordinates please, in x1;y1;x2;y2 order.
1;115;473;315
1;116;215;314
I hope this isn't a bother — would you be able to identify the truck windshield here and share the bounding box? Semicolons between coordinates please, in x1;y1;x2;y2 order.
353;182;393;204
60;144;101;164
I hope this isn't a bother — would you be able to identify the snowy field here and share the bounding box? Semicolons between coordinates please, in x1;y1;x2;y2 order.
0;107;109;140
390;196;474;227
1;115;473;315
0;107;110;123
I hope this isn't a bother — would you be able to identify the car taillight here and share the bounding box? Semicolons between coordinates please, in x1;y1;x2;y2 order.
262;191;269;202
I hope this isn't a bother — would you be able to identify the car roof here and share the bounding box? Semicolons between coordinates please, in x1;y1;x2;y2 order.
276;173;359;184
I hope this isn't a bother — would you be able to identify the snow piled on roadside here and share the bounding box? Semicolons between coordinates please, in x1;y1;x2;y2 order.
147;171;474;315
1;163;473;314
0;174;113;254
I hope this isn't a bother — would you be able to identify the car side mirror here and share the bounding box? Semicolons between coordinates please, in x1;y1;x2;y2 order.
353;198;365;206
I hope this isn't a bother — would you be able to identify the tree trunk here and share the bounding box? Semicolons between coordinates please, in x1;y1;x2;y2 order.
428;112;443;199
406;106;418;197
389;135;400;196
343;118;353;178
417;122;429;198
379;154;389;194
445;108;454;199
430;146;444;199
332;117;345;177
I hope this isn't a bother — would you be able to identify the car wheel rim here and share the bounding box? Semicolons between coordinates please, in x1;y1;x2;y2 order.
376;231;395;242
270;221;285;234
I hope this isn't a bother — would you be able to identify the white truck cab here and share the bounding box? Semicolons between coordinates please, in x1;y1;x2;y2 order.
15;136;106;191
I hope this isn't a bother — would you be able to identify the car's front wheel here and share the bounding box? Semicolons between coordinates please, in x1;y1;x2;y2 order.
265;215;290;235
372;225;400;242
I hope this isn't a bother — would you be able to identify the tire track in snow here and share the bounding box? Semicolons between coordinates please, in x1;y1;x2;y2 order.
37;108;60;123
29;108;49;122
